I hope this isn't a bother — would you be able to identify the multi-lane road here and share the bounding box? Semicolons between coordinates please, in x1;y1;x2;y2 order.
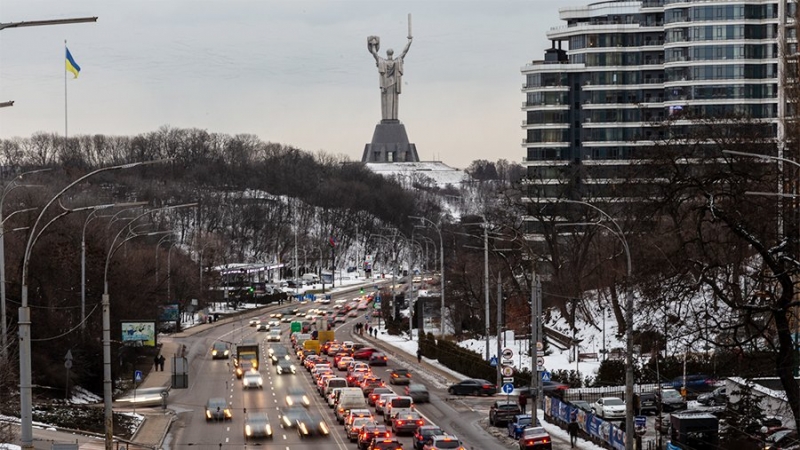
163;289;508;450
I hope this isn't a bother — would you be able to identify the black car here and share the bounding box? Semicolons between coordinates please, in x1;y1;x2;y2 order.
658;389;687;412
278;406;306;429
296;410;331;438
634;392;658;415
447;379;497;396
390;368;412;385
270;345;291;365
205;397;232;421
697;387;727;406
489;400;522;426
243;412;273;439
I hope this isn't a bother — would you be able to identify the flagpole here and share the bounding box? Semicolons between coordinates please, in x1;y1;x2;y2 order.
64;39;68;154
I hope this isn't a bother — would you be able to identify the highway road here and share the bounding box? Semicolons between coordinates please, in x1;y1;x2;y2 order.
163;289;507;450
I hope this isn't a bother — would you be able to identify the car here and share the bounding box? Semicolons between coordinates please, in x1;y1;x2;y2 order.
354;347;380;360
257;323;268;332
423;434;466;450
276;359;297;375
347;417;377;441
390;368;412;385
517;381;569;399
633;392;657;415
243;412;273;439
210;342;230;359
489;399;522;427
392;411;425;435
270;345;291;364
267;328;282;342
592;397;625;420
268;319;280;327
242;371;263;389
507;414;536;439
447;379;497;396
235;360;256;379
370;352;389;366
376;394;398;415
764;429;799;450
518;427;551;450
358;424;391;450
405;383;429;403
278;406;306;429
281;316;292;323
697;386;728;406
413;425;445;450
295;410;331;438
338;356;355;370
361;377;385;396
205;397;232;421
664;374;717;398
285;387;311;407
370;387;394;406
249;319;260;327
369;438;404;450
658;388;687;412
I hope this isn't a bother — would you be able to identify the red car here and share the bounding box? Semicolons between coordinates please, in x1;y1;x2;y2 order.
354;347;380;360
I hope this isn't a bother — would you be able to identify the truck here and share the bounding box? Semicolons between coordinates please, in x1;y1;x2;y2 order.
236;339;260;369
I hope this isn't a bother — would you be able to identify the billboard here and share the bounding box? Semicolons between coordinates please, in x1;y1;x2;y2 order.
159;304;180;322
121;321;156;347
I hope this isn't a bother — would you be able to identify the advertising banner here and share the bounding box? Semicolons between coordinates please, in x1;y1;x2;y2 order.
159;304;179;322
121;321;156;346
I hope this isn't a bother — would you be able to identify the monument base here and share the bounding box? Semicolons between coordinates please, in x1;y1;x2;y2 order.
362;120;420;163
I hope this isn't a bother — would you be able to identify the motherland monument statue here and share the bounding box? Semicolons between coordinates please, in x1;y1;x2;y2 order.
362;14;420;163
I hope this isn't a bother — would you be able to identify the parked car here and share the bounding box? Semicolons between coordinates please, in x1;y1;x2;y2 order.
519;426;552;450
697;386;728;406
405;383;429;403
489;400;522;427
390;368;413;385
413;425;445;450
634;392;658;415
507;414;536;439
659;389;687;412
592;397;625;420
447;379;497;396
243;412;272;439
571;400;592;413
205;397;232;421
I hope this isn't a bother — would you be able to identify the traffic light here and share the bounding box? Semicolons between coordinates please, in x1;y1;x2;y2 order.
360;288;365;294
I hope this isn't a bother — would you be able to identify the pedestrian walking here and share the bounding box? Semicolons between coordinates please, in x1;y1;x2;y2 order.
158;355;166;372
518;393;527;415
373;328;377;337
154;355;160;371
568;414;579;448
416;349;422;363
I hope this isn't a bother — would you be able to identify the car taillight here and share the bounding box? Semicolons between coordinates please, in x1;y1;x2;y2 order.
397;420;404;425
483;384;492;389
417;420;423;425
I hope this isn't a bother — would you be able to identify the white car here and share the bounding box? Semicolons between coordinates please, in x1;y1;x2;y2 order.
242;372;263;389
267;329;281;342
592;397;625;419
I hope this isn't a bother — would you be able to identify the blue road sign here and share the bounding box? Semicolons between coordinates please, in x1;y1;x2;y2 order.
375;295;381;303
501;383;515;395
489;356;498;367
541;371;551;382
635;416;647;428
134;370;143;383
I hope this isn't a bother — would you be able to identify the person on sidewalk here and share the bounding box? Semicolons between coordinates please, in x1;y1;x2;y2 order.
518;392;527;414
416;349;422;364
568;414;579;448
158;355;166;372
154;355;160;372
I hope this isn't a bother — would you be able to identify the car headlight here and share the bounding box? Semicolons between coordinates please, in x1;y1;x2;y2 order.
299;423;308;435
224;409;232;418
224;350;230;356
286;396;294;406
266;424;272;435
212;350;218;356
320;422;329;434
257;378;263;386
283;416;291;427
245;425;252;436
277;367;283;374
302;396;310;405
206;410;212;418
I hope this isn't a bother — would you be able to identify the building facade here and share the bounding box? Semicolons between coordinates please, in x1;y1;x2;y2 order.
522;0;795;212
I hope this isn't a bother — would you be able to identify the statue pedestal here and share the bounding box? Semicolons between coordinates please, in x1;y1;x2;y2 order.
362;120;420;163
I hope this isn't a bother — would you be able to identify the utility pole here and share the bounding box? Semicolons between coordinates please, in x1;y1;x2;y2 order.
484;222;490;361
496;272;502;390
530;266;538;414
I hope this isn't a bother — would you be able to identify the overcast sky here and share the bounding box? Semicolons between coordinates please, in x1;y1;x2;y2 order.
1;0;588;169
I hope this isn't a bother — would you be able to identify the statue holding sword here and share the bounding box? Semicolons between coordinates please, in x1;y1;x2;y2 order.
367;14;413;121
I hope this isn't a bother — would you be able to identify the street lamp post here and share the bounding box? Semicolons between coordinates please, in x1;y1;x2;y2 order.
560;199;634;450
411;216;445;336
18;161;165;450
0;168;49;362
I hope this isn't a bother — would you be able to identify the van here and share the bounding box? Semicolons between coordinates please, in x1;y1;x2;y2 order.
302;273;320;283
325;377;348;397
334;388;363;406
335;394;368;423
384;395;414;419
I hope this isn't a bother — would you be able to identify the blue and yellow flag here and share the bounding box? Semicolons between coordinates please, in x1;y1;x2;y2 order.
65;47;81;78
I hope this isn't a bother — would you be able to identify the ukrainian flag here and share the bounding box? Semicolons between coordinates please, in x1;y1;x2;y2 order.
65;48;81;78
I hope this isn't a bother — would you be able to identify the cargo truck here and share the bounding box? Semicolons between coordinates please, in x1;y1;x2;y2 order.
236;339;260;369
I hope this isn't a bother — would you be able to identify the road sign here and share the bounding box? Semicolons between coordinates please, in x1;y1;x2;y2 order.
489;356;498;367
635;416;647;436
501;383;515;395
64;350;73;369
536;356;544;368
501;366;514;377
502;348;514;360
536;341;543;351
134;370;143;383
541;371;551;382
503;377;515;384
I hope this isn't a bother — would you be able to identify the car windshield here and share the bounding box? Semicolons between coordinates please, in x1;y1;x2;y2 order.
517;417;532;426
604;398;624;406
434;440;461;449
213;343;226;350
409;385;426;392
662;391;682;400
523;427;547;437
247;413;269;424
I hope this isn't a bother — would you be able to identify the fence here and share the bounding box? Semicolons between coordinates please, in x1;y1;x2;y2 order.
562;383;662;403
545;395;626;450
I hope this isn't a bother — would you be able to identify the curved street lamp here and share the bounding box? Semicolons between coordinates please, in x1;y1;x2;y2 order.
410;216;445;336
17;160;168;450
560;199;633;450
